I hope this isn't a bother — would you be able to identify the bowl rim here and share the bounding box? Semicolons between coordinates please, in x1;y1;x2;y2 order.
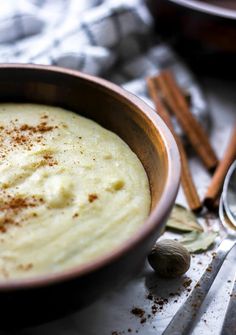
0;64;180;290
169;0;236;19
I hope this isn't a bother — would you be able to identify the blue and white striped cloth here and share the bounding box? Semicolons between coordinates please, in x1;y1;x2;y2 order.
0;0;208;128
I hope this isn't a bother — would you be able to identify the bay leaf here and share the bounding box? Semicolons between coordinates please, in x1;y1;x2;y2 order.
166;204;203;232
179;231;218;253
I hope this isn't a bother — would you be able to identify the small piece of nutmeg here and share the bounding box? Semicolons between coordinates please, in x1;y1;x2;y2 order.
148;239;191;278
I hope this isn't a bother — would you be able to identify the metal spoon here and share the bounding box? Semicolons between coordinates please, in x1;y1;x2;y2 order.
162;164;236;335
219;194;236;335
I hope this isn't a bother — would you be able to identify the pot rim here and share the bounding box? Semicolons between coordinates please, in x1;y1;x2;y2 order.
169;0;236;20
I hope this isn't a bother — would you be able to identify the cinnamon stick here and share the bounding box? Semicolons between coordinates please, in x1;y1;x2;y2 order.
204;125;236;208
147;76;202;212
156;70;218;171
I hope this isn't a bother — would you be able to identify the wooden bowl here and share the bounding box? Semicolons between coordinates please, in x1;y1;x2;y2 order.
0;64;180;327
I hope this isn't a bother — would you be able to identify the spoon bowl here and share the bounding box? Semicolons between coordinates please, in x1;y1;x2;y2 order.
219;197;236;235
222;160;236;228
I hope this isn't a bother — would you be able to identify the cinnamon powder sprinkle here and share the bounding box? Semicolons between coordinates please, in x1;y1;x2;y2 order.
43;153;58;166
20;122;53;133
88;194;98;203
17;263;33;271
0;120;57;157
0;195;44;232
183;278;192;289
0;226;7;233
0;196;38;212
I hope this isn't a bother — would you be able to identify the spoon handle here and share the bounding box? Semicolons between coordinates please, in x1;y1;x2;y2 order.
162;237;236;335
220;277;236;335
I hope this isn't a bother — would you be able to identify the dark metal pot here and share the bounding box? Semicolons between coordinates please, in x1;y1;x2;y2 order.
147;0;236;77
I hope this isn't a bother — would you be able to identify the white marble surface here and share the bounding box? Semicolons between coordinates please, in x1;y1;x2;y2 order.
3;78;236;335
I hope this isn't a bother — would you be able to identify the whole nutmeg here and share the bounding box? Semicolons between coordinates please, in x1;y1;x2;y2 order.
148;239;191;278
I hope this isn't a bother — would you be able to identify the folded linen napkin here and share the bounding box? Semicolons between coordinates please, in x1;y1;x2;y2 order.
0;0;208;130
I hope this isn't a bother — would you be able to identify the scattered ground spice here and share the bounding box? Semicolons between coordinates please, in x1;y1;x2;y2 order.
43;153;53;160
17;263;33;271
0;195;41;212
41;115;48;119
42;153;58;166
206;266;212;272
19;122;54;133
151;304;158;315
0;226;7;233
0;195;44;233
154;300;163;307
88;193;98;203
211;252;217;259
13;134;28;144
145;292;171;316
0;119;57;158
147;293;153;300
37;122;54;133
0;268;9;278
73;213;79;218
183;278;192;288
131;307;145;319
0;118;61;229
192;303;199;309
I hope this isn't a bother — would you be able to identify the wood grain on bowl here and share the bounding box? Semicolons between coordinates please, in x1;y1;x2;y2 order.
0;64;180;327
